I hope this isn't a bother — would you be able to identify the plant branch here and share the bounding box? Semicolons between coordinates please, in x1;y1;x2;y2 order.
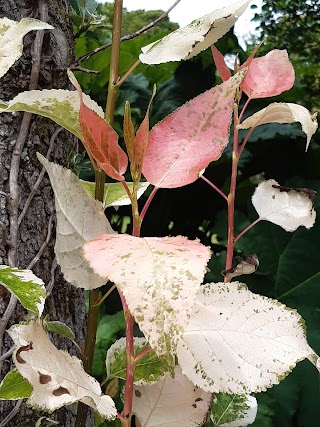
71;0;182;67
234;218;261;243
19;127;60;226
0;400;23;427
93;284;116;308
200;175;228;202
115;59;141;88
140;187;159;222
225;102;240;280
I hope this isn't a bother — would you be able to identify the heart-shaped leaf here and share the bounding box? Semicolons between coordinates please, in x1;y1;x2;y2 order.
241;50;295;99
252;180;316;232
142;70;246;188
139;0;250;64
84;234;211;363
38;154;114;289
238;102;318;150
8;320;116;419
0;17;53;78
132;366;212;427
177;282;316;393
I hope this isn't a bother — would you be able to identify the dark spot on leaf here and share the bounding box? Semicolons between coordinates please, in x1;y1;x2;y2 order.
272;184;316;205
192;404;197;408
195;397;203;402
52;386;70;396
135;390;141;398
38;371;52;384
16;342;33;364
192;40;200;48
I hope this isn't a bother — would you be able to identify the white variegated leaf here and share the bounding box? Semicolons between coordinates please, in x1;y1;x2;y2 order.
140;0;250;64
177;282;315;394
38;154;114;289
0;266;45;316
211;394;257;427
252;179;316;232
0;17;53;79
133;366;211;427
238;102;318;150
8;320;116;419
0;89;103;141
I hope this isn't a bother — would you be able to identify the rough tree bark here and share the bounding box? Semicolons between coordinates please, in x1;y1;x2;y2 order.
0;1;89;426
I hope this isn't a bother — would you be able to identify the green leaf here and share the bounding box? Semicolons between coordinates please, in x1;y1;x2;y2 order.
0;266;46;316
81;180;149;208
211;393;257;426
44;320;76;345
0;369;32;400
106;337;169;385
35;417;59;427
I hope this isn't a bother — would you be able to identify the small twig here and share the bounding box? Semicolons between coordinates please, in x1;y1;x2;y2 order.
71;0;182;67
0;346;15;363
27;213;54;270
140;187;158;222
0;294;18;371
93;284;116;308
18;127;62;226
0;400;23;427
134;346;152;363
68;66;100;75
46;257;57;297
115;59;141;88
200;175;228;202
234;218;261;243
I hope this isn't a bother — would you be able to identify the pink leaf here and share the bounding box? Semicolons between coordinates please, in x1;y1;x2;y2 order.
211;45;231;81
68;70;128;181
241;50;295;99
83;234;211;360
142;70;246;188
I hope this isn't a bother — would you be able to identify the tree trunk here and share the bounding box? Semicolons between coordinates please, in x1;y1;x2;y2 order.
0;1;89;425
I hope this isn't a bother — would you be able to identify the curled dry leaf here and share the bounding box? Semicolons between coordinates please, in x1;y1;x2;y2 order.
177;282;316;394
38;154;114;290
241;50;295;99
0;17;53;79
221;254;259;279
142;70;246;188
238;102;318;150
8;321;116;419
139;0;250;64
252;179;316;232
132;366;211;427
83;234;211;363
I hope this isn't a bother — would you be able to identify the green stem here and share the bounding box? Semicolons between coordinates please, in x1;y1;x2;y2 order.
105;0;123;123
225;103;240;281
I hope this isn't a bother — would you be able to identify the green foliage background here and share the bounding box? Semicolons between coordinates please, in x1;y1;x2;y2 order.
70;1;320;426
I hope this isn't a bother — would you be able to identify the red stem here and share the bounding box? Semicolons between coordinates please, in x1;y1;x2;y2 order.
238;97;251;123
134;346;152;363
234;218;261;243
200;175;228;202
140;186;158;222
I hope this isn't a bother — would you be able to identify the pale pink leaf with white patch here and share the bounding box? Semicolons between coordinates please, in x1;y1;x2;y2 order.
252;179;316;232
142;70;246;188
177;282;315;394
8;320;116;419
238;102;318;150
133;366;211;427
83;234;211;362
241;50;295;99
